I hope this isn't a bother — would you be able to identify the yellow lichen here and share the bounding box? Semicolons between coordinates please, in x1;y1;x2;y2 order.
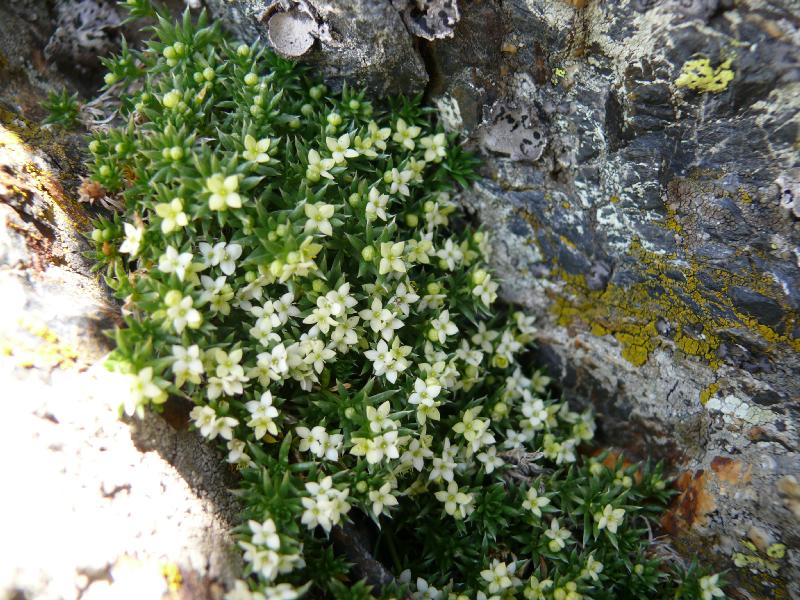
699;381;721;405
675;58;734;94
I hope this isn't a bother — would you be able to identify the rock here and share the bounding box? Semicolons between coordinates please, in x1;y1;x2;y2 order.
0;30;242;597
207;0;428;95
210;0;800;594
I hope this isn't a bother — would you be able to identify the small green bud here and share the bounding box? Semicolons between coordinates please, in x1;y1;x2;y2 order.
245;271;256;283
423;200;434;212
634;564;644;575
492;402;509;418
289;118;301;129
426;282;441;295
250;105;262;117
193;72;204;84
327;112;342;126
162;90;181;109
99;165;111;178
355;481;368;494
169;146;184;161
270;259;284;277
276;224;288;237
267;231;277;242
163;46;176;60
309;85;324;100
344;407;355;420
88;140;100;153
102;228;113;241
427;328;439;342
104;73;117;86
173;42;186;56
236;44;250;57
312;279;326;293
300;103;314;117
404;213;419;228
472;269;488;285
361;246;375;262
348;193;360;207
177;101;188;113
164;290;182;306
473;231;485;243
438;258;448;270
161;148;171;159
203;67;215;81
114;143;125;155
348;99;360;111
244;72;258;86
91;229;103;242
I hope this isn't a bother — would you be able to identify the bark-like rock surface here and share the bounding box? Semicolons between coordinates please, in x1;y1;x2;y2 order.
209;0;800;596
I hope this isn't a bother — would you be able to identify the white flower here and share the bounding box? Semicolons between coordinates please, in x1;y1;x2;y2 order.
400;438;433;471
164;290;202;333
365;186;390;222
239;542;280;581
303;296;338;335
594;504;625;534
302;338;336;374
171;344;204;387
296;425;343;461
408;378;441;407
306;148;335;182
326;282;357;315
331;315;359;353
436;238;463;271
476;445;504;474
390;282;419;317
480;560;515;594
326;133;358;164
304;202;335;236
359;298;403;341
245;391;280;439
359;430;401;464
699;574;725;600
544;518;571;552
393;118;421;150
155;198;189;234
471;321;499;353
199;240;242;275
206;173;241;210
125;367;167;416
158;245;193;281
406;234;435;264
368;120;391;150
429;310;458;344
243;134;272;163
473;274;499;306
522;486;551;518
420;132;447;163
366;400;396;433
200;275;234;315
434;481;473;519
249;518;280;550
383;167;413;196
368;482;399;517
412;577;441;600
190;405;238;441
301;476;350;533
226;439;254;468
524;576;553;600
580;555;604;582
119;221;144;257
379;241;406;275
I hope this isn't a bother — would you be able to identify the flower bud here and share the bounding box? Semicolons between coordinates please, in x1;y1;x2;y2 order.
91;229;103;242
236;44;250;57
348;193;360;207
360;246;375;262
471;269;488;285
355;481;368;493
244;72;258;86
300;103;314;117
348;99;360;111
404;213;419;228
312;279;326;293
427;328;439;342
104;73;117;86
88;140;100;153
169;146;183;161
426;282;440;295
326;112;342;126
162;90;181;109
203;67;215;81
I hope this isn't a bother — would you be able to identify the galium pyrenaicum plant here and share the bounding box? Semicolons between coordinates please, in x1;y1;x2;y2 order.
75;2;726;598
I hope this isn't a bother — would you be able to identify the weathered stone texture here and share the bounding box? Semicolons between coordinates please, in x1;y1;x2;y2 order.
209;0;800;595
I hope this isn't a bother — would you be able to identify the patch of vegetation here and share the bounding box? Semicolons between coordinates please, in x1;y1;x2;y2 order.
81;3;724;598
